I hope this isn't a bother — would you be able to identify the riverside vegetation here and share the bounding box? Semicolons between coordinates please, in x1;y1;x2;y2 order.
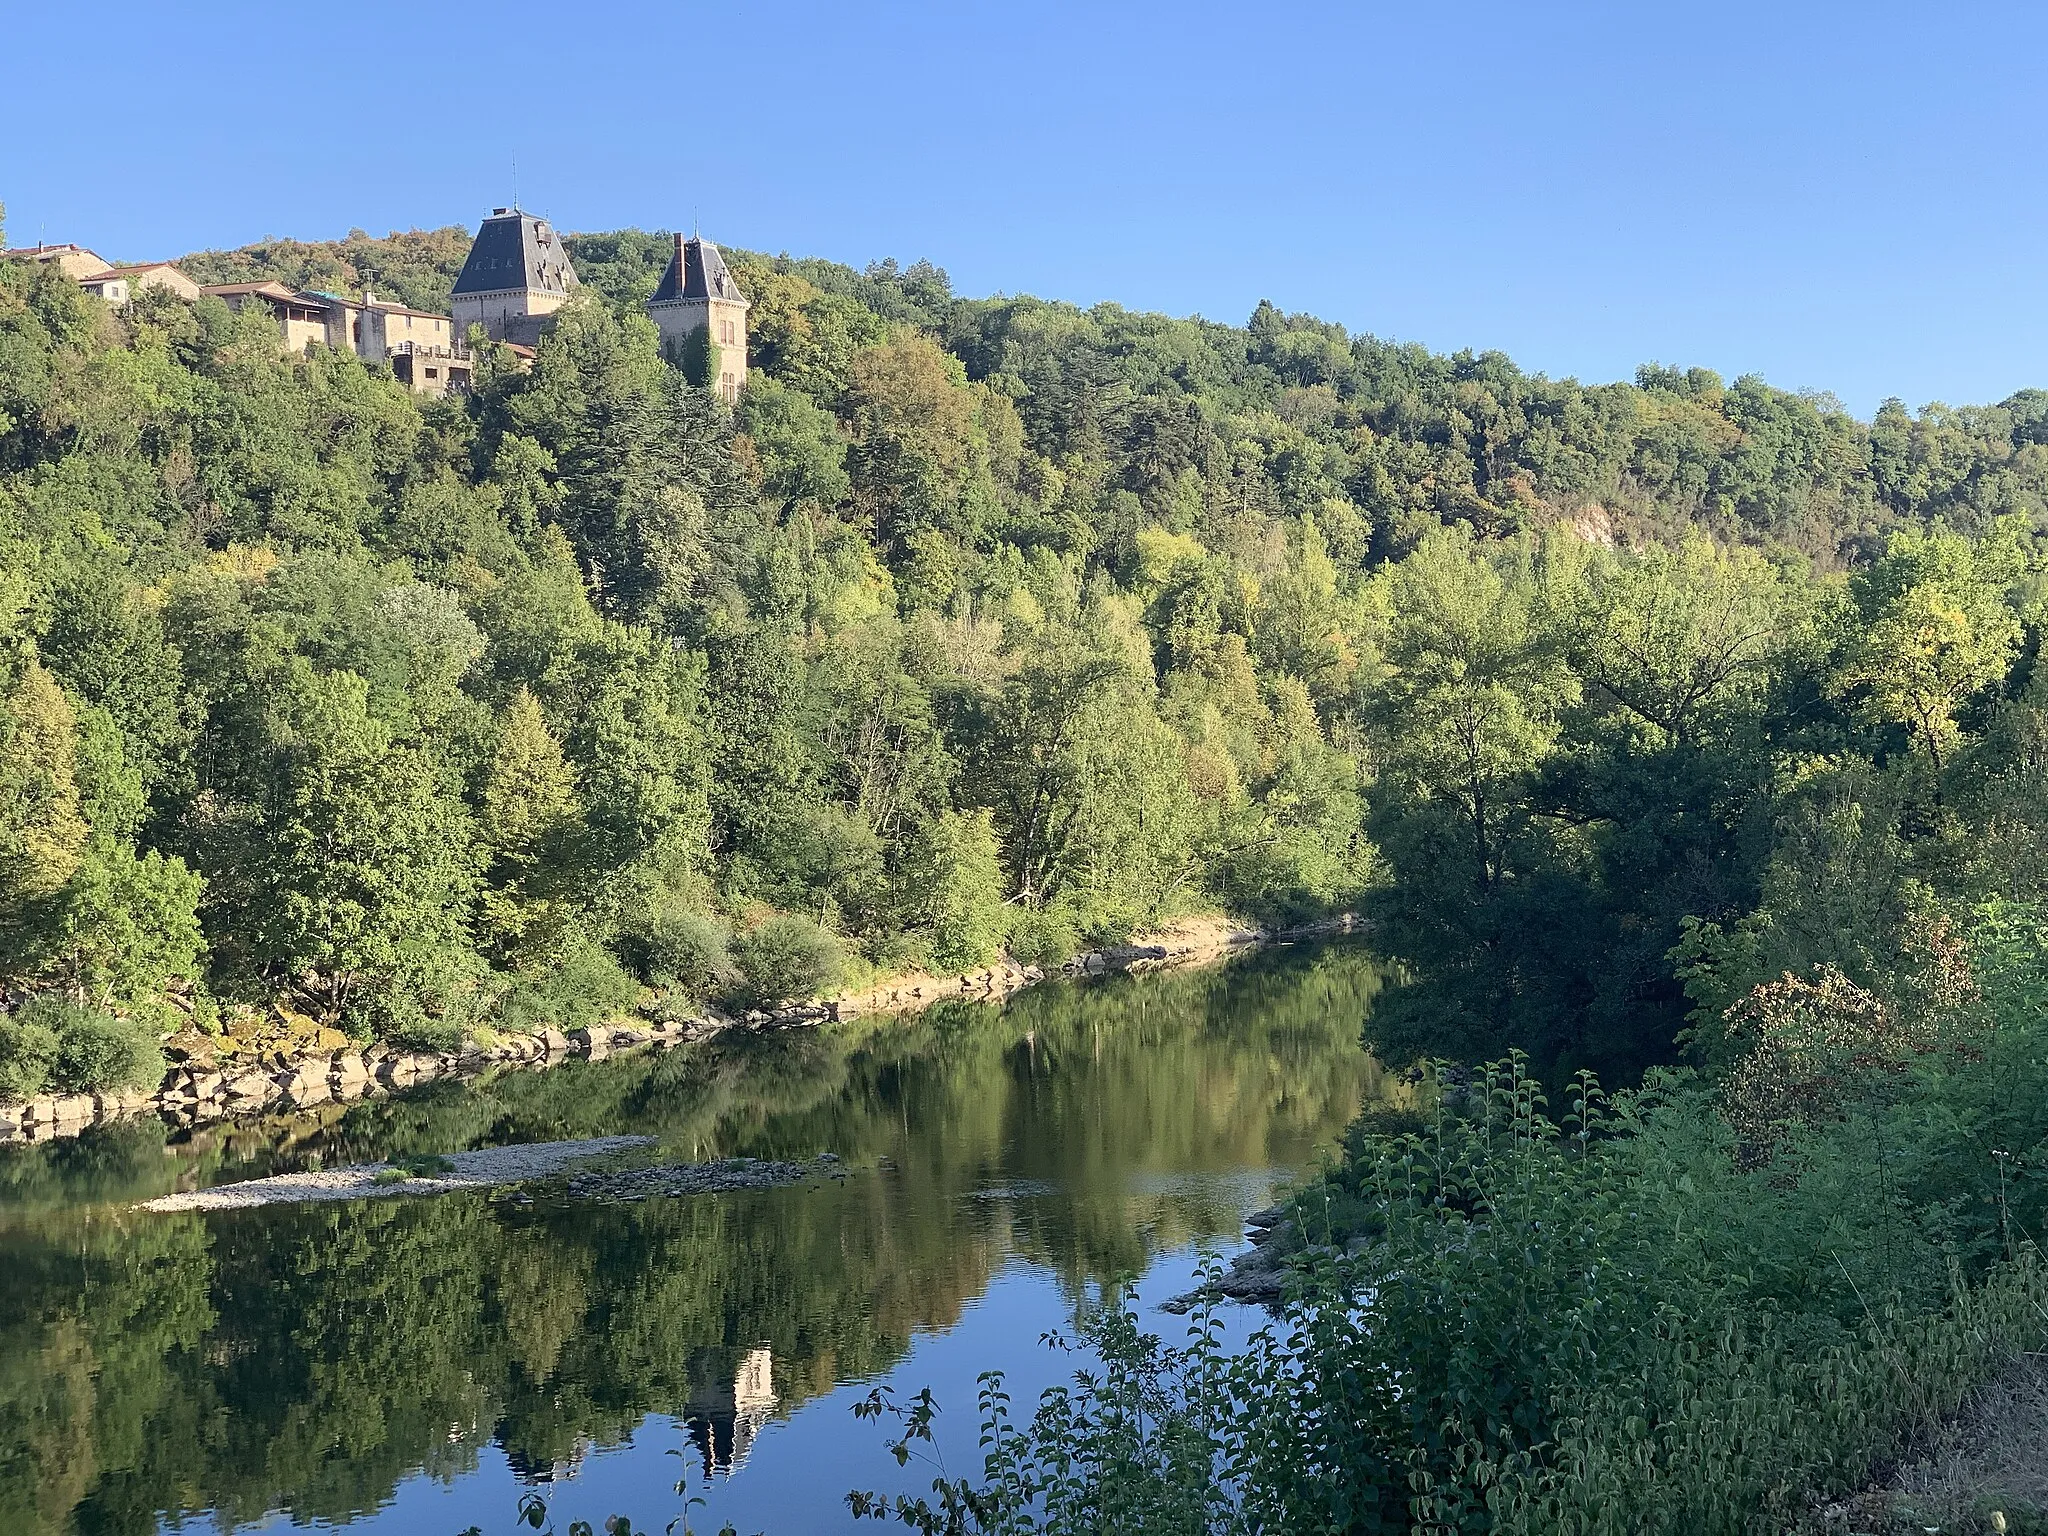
10;213;2048;1529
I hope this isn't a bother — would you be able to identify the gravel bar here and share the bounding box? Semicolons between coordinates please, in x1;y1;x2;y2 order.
557;1154;843;1203
139;1136;658;1211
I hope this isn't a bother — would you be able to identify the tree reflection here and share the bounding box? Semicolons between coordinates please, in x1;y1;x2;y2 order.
0;944;1387;1533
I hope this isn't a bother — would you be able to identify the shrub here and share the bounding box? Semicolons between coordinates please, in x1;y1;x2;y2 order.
900;809;1010;973
496;937;641;1034
383;1014;464;1053
1006;906;1080;968
351;946;496;1049
627;907;736;996
728;915;844;1010
4;997;162;1096
0;1011;61;1101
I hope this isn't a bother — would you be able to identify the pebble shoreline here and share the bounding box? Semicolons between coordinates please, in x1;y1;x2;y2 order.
137;1135;657;1211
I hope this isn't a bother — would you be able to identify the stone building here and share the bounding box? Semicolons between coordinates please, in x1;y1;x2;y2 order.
201;281;340;353
355;294;473;395
449;207;578;347
193;282;472;396
2;243;112;280
647;232;749;402
77;262;201;303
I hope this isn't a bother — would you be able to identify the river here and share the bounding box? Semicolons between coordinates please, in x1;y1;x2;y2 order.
0;942;1390;1535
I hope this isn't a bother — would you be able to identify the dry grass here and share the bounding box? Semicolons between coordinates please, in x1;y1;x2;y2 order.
1814;1352;2048;1535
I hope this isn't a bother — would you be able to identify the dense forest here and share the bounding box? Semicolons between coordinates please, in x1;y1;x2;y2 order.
6;211;2048;1105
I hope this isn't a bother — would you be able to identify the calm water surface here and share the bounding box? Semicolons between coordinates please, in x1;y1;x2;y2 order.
0;944;1390;1535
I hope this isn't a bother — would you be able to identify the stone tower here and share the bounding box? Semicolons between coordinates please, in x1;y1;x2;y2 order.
647;233;749;402
450;208;579;346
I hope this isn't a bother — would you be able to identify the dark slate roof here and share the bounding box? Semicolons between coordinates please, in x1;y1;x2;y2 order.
650;234;746;304
451;209;579;298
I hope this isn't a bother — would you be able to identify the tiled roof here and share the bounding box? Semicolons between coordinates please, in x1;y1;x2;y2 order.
3;243;105;260
82;262;187;279
200;281;301;299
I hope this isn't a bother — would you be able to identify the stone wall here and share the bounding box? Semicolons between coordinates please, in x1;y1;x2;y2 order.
453;286;568;345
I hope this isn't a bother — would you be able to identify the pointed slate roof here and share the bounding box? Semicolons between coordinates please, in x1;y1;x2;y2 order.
451;208;579;298
650;234;746;305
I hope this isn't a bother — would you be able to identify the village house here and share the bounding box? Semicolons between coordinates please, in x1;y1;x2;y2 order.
1;242;113;280
200;281;343;354
355;293;474;395
78;262;202;303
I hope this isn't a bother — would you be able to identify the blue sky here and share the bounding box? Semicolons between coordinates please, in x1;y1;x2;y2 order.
6;0;2044;416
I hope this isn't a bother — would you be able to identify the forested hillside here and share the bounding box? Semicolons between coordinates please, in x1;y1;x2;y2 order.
4;214;2047;1099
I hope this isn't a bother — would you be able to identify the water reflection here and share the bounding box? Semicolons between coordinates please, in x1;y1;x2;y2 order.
0;942;1387;1533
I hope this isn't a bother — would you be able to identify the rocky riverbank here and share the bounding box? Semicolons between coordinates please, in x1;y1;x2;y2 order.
1161;1198;1379;1313
1;914;1359;1148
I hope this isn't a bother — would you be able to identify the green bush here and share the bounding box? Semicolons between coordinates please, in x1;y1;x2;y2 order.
0;998;162;1097
626;907;736;996
383;1014;465;1053
1006;906;1079;968
900;809;1010;973
0;1012;61;1101
728;915;844;1010
496;938;641;1034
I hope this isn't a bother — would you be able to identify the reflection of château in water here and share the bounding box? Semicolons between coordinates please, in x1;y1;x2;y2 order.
499;1348;778;1485
499;1348;777;1485
504;1439;590;1485
685;1347;779;1478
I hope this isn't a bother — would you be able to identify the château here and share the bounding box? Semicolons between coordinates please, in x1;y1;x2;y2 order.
3;206;751;403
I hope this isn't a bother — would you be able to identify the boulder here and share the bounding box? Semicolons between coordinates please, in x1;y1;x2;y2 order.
50;1094;96;1124
536;1029;571;1056
278;1066;332;1107
378;1055;426;1086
